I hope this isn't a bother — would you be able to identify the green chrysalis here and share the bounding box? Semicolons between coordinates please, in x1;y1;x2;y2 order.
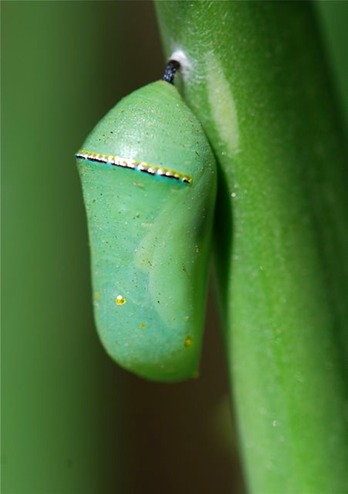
76;60;216;381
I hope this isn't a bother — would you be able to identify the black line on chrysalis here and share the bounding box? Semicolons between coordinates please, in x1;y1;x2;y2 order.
75;150;192;184
162;60;181;85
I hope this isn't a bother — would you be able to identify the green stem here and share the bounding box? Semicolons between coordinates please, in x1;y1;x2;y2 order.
155;2;348;493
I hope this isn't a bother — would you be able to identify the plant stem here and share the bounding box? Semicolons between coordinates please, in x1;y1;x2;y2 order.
155;2;348;493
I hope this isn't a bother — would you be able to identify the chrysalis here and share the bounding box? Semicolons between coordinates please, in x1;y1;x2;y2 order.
76;60;216;381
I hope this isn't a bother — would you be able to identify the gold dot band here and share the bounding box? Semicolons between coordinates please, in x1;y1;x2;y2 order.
76;150;192;184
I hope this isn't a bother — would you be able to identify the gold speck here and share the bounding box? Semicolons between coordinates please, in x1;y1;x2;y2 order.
184;336;193;348
139;322;146;330
115;295;126;306
94;291;101;301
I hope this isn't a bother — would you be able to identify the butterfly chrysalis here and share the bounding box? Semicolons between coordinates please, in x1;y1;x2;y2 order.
76;59;216;381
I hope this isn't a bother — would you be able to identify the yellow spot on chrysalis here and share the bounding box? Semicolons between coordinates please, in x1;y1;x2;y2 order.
94;291;100;301
139;322;146;330
184;336;193;348
115;295;126;306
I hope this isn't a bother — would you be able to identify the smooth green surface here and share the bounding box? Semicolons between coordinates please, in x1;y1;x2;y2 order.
2;3;128;493
155;2;348;493
316;1;348;133
77;81;216;381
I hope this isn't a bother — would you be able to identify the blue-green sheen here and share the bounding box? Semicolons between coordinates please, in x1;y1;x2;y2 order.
77;80;216;381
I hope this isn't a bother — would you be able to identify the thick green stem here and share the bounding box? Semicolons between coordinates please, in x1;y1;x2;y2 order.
155;2;348;493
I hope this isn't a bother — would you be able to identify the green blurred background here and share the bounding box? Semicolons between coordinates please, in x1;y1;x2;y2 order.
2;2;348;493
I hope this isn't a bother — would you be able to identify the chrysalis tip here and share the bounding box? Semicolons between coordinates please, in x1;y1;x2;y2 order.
169;50;191;79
